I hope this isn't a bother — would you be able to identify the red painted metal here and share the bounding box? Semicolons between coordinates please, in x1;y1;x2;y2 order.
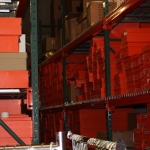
40;0;145;67
16;0;28;18
108;93;150;108
62;21;103;54
27;88;33;110
103;0;146;26
40;21;103;66
67;93;150;110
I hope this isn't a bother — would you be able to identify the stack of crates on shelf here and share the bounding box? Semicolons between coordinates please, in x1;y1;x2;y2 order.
134;113;150;150
40;38;123;105
79;38;121;100
40;60;63;106
40;54;87;106
0;18;32;146
74;38;121;101
41;112;63;144
0;18;28;88
40;27;150;104
114;28;150;95
67;108;135;147
66;54;86;103
141;45;150;90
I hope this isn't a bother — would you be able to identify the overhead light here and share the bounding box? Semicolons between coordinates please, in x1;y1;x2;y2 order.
0;89;20;93
0;0;11;2
0;9;10;12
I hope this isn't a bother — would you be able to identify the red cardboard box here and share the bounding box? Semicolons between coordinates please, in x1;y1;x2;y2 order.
0;71;29;88
0;18;21;35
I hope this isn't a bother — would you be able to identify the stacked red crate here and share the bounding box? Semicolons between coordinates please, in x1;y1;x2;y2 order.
40;54;87;106
114;28;150;95
134;113;150;149
40;28;150;104
79;38;121;100
0;115;32;145
141;45;150;90
41;112;63;143
0;18;29;88
66;54;86;102
40;60;63;106
0;18;32;146
67;108;134;138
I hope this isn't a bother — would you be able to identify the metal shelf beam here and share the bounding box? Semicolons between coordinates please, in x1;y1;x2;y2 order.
103;0;146;26
40;92;150;112
40;0;146;67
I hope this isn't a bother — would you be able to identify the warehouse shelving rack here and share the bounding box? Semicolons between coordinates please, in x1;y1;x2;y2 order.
0;0;38;146
38;0;150;143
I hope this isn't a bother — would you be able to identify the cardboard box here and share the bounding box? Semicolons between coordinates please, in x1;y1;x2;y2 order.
0;18;22;35
19;34;26;52
52;0;81;22
103;1;117;13
76;22;83;36
83;0;99;12
83;0;115;12
0;52;27;70
97;131;134;147
82;19;88;32
0;100;21;114
57;27;62;50
76;12;87;24
114;0;125;7
65;17;77;42
0;36;19;52
67;84;80;103
42;37;58;52
87;1;104;26
0;71;29;88
76;19;88;36
109;2;117;12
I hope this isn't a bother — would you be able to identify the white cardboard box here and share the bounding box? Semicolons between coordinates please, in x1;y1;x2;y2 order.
19;34;26;52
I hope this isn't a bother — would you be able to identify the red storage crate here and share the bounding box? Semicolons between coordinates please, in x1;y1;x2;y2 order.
0;100;21;114
120;45;143;58
134;143;142;150
0;18;21;35
134;128;143;144
0;138;32;146
0;114;32;146
0;71;29;88
0;36;19;52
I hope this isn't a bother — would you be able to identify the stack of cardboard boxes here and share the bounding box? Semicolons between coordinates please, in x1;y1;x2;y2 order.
43;0;125;57
64;0;120;43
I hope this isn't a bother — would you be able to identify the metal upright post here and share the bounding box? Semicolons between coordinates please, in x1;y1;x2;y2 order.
30;0;39;144
104;0;112;141
61;0;68;132
38;20;43;61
